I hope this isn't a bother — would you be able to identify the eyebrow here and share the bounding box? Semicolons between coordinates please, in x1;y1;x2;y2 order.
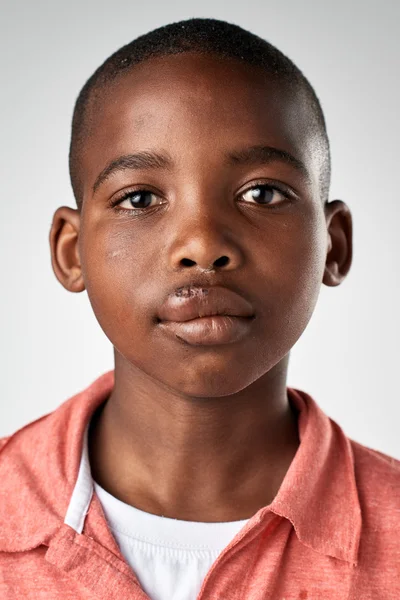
227;145;310;181
92;144;310;194
92;151;172;194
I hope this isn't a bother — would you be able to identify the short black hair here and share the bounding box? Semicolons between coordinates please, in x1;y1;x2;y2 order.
69;18;330;208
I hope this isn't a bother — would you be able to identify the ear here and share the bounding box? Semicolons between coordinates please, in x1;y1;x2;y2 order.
49;206;85;292
323;200;353;287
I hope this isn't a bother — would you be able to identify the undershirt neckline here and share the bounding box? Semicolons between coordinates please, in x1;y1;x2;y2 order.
94;481;250;553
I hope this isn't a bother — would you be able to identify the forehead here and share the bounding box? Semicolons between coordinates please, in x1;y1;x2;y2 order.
82;53;320;198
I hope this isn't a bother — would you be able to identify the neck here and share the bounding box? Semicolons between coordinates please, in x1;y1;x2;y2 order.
88;351;300;522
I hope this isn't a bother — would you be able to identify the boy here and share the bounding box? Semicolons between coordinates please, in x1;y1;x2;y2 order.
0;17;399;599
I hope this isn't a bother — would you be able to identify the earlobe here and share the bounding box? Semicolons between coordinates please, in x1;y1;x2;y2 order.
322;200;353;287
49;206;85;293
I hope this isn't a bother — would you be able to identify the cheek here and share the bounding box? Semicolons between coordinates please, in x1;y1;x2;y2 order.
80;225;155;343
257;210;327;351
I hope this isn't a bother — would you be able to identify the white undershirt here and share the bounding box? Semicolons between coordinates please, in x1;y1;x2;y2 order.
94;481;249;600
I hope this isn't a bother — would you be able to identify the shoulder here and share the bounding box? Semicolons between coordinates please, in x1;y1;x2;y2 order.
350;438;400;529
351;438;400;492
0;412;54;476
0;437;9;451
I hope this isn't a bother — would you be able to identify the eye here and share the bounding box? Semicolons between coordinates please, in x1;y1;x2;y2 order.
239;184;288;206
116;190;162;210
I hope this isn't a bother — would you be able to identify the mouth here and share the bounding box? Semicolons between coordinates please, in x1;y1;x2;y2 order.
157;286;256;346
158;314;255;346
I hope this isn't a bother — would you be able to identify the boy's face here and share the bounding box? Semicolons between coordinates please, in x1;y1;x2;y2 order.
51;53;352;397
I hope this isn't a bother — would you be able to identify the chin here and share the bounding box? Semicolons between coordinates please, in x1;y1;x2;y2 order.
161;359;268;399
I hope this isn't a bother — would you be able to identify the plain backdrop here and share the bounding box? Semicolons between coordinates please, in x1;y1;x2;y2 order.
1;0;399;457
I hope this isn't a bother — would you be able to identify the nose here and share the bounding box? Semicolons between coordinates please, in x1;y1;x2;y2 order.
168;209;245;273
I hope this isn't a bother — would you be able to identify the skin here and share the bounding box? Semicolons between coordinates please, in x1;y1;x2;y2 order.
49;53;352;522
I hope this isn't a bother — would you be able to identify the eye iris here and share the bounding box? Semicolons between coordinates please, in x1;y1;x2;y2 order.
129;191;153;208
251;186;273;204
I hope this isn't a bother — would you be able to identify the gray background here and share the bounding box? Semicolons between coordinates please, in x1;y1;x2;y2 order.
1;0;399;456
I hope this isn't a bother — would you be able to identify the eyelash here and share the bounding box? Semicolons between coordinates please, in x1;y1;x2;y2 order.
108;181;295;215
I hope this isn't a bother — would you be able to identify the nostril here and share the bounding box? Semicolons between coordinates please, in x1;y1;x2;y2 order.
214;256;229;267
181;258;196;266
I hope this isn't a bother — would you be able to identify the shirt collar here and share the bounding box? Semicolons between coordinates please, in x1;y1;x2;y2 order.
269;388;362;564
0;371;361;564
0;370;113;553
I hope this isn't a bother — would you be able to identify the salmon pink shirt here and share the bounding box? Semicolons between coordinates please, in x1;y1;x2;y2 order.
0;370;399;599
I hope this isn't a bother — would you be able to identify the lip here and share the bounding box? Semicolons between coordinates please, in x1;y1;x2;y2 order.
158;285;255;322
158;315;254;346
157;286;255;346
